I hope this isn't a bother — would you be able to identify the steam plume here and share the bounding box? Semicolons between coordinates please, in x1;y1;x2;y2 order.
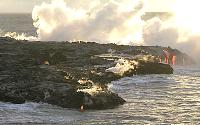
1;0;199;62
32;0;144;44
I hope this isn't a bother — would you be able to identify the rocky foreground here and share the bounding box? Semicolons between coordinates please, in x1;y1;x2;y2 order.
0;37;193;110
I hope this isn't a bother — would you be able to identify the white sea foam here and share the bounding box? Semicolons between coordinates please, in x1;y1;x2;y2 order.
106;58;138;76
4;32;37;41
77;85;103;95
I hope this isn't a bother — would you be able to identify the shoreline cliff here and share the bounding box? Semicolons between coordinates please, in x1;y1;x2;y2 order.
0;37;194;109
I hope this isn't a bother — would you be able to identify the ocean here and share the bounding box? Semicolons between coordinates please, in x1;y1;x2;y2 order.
1;14;200;125
0;13;36;37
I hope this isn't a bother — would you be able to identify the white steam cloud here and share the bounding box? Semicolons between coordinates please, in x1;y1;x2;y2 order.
32;0;144;44
31;0;200;62
143;16;200;62
1;0;199;62
142;0;200;62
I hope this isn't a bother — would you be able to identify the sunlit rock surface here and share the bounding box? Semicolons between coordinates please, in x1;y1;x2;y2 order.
0;37;193;109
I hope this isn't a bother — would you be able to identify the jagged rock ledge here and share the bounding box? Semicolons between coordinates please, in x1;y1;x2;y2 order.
0;37;189;110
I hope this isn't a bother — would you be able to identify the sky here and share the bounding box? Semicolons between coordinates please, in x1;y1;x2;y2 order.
0;0;174;13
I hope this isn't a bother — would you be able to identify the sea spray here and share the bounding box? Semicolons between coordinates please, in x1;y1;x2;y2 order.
4;32;37;41
106;58;138;76
77;85;103;95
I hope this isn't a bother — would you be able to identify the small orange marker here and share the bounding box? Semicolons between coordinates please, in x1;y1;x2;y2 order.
80;105;84;112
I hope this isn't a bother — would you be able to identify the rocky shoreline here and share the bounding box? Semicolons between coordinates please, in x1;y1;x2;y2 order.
0;37;193;109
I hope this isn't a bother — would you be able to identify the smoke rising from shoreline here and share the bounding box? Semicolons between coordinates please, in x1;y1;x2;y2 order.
143;16;200;62
0;0;199;62
31;0;200;62
32;0;145;44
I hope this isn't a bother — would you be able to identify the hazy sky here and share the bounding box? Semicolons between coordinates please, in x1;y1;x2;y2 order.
0;0;174;13
0;0;36;13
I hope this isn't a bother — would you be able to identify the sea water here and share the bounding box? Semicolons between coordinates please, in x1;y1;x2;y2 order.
0;13;36;36
0;66;200;124
0;14;200;125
